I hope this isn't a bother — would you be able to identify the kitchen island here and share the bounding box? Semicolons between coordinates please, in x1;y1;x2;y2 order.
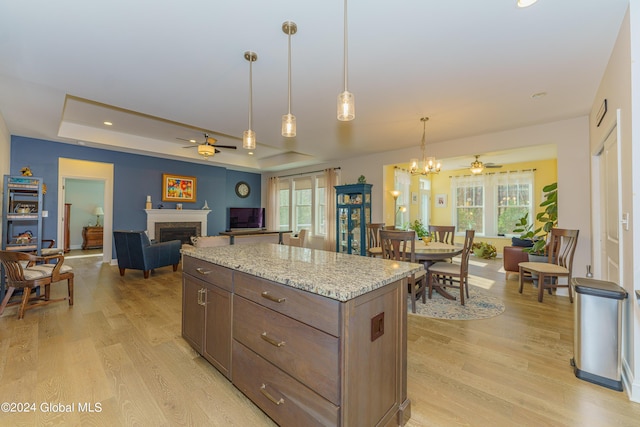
181;243;422;426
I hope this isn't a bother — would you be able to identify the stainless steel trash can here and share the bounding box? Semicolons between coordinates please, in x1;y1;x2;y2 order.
571;278;627;391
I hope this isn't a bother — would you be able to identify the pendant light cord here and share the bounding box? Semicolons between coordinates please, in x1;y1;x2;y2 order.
287;30;292;115
248;57;253;130
343;0;349;92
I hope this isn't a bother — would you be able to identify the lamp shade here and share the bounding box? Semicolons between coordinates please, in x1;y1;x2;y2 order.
198;144;215;157
93;207;104;216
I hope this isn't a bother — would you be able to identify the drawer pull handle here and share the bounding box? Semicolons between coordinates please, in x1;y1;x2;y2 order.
261;332;285;347
261;291;285;303
195;267;212;275
260;384;285;406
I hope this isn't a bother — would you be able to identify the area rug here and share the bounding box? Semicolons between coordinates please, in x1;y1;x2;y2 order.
409;287;505;320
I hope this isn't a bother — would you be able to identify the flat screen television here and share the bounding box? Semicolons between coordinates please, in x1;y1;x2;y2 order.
229;207;265;230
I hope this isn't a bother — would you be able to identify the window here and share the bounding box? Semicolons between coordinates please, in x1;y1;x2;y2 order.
394;168;410;227
276;172;331;236
452;171;533;236
496;173;532;235
453;176;485;233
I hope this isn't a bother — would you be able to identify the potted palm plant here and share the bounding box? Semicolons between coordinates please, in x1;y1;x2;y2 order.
526;182;558;257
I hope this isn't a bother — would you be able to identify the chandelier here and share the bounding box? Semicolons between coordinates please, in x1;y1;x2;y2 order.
470;155;484;174
409;117;441;175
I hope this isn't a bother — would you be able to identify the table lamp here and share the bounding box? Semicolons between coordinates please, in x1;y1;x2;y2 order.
93;206;104;227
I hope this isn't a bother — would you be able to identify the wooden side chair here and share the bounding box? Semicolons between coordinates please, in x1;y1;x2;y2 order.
366;223;385;257
0;251;74;319
379;229;426;313
426;230;475;305
428;225;456;245
518;228;579;303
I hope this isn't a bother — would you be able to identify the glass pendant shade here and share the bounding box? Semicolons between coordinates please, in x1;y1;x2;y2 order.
198;144;215;157
243;129;256;150
337;90;355;121
282;113;296;137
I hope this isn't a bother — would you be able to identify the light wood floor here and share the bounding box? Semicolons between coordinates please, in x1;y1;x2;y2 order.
1;254;639;426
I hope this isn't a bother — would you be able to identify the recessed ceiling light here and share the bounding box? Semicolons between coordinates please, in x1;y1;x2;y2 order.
248;151;254;156
103;121;113;126
189;139;196;143
517;0;538;8
531;92;547;99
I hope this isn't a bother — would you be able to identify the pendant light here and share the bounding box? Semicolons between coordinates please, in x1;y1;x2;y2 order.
243;51;257;150
337;0;354;121
282;21;297;137
409;117;441;175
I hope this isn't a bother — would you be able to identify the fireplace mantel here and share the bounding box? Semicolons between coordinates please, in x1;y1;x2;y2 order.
145;209;211;240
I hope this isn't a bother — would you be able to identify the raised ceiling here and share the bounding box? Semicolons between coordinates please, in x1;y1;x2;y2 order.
0;1;628;171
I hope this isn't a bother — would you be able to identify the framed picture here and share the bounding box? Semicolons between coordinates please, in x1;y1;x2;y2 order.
435;194;447;208
162;174;196;202
411;192;418;204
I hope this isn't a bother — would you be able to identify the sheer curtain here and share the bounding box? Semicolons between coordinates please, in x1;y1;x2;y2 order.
266;176;279;230
323;168;339;250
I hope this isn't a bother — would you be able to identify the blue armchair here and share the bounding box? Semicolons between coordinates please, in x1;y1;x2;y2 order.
113;231;181;279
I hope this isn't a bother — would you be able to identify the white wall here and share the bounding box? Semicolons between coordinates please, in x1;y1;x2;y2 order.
265;117;592;276
590;5;639;401
0;113;10;248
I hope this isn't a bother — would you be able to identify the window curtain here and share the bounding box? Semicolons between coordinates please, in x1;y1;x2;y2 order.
266;176;279;230
323;168;339;251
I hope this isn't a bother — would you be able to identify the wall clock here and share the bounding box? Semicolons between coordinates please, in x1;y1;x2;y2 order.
235;181;250;198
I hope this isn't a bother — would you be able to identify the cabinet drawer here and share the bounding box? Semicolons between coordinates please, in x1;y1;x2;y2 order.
183;256;233;292
235;271;340;336
234;296;340;404
233;341;339;427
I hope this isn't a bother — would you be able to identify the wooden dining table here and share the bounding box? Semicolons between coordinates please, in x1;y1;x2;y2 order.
368;240;462;263
369;240;463;300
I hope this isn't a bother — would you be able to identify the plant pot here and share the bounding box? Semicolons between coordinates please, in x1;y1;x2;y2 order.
528;253;548;287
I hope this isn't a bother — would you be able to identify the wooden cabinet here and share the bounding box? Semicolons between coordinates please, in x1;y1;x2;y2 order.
336;183;372;256
63;203;71;253
182;253;410;426
82;226;103;250
182;256;232;379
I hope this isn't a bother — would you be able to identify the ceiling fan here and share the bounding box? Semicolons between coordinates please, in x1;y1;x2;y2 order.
469;155;502;174
179;133;237;158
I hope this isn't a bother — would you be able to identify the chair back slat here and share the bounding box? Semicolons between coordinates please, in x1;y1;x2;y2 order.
366;223;385;251
379;230;416;263
428;225;456;245
548;228;579;269
459;230;475;277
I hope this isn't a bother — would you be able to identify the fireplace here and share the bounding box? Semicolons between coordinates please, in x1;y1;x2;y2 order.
145;209;211;241
156;222;201;244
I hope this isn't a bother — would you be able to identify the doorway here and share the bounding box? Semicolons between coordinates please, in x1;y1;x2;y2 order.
57;158;114;263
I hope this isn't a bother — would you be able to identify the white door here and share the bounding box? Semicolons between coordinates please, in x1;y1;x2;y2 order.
599;126;621;283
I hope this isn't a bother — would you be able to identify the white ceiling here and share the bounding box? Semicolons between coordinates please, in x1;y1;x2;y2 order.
0;1;628;172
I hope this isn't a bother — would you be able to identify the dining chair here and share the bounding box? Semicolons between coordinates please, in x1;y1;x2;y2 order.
428;225;456;245
285;229;307;247
366;223;385;257
518;228;579;303
0;251;74;319
426;229;475;305
379;229;426;313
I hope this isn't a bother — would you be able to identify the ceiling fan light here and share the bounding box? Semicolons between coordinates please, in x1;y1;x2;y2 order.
243;129;256;150
337;90;355;121
517;0;538;8
282;113;296;138
198;144;215;157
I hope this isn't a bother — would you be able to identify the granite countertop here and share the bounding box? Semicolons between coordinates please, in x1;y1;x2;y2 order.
182;243;423;302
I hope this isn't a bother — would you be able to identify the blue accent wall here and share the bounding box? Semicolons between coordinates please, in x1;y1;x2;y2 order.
10;136;261;239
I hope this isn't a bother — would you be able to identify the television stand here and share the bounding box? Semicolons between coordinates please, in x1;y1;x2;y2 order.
219;229;292;245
